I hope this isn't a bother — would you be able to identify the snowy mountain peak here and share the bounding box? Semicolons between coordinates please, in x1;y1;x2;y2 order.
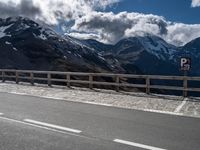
0;16;60;41
112;35;177;61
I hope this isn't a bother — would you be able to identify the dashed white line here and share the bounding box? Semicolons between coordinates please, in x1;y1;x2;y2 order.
113;139;167;150
24;119;82;133
0;116;91;139
174;98;187;113
0;113;3;115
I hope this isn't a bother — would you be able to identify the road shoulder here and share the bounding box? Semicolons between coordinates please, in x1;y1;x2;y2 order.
0;82;199;118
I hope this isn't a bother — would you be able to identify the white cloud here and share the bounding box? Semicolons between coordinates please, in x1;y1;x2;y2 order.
191;0;200;7
71;11;200;46
68;32;102;41
0;0;200;46
0;0;120;24
165;23;200;46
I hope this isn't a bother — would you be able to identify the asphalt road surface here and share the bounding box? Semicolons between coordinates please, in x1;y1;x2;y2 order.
0;92;199;150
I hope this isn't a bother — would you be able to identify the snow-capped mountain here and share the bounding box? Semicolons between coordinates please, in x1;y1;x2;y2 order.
83;35;200;76
179;37;200;76
95;35;179;75
0;17;113;72
0;17;200;76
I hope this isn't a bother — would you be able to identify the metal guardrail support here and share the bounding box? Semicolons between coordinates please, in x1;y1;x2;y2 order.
16;71;19;84
183;76;188;97
115;75;120;92
30;72;34;85
146;76;150;94
66;74;70;87
89;74;93;89
2;71;5;82
47;73;51;86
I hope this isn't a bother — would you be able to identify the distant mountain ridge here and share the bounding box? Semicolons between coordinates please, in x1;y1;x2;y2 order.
0;17;200;76
80;35;200;76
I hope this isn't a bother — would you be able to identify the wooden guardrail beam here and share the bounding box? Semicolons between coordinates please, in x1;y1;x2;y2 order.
0;69;200;97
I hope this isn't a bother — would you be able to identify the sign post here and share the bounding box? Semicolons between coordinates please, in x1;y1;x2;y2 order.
180;57;191;97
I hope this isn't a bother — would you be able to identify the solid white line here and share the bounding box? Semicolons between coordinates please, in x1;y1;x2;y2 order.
0;116;90;139
143;109;183;116
174;98;187;113
114;139;167;150
24;119;82;133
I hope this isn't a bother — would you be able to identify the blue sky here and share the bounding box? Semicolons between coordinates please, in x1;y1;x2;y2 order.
107;0;200;24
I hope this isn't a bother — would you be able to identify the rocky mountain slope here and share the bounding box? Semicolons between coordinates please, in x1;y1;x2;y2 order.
0;17;113;73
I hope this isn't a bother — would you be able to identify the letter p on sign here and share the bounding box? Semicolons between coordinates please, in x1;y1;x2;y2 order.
181;57;191;71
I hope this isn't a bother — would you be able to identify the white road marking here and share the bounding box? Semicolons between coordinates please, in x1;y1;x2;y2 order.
174;98;187;113
113;139;167;150
24;119;82;133
0;116;91;139
143;109;183;116
82;101;113;107
0;113;3;115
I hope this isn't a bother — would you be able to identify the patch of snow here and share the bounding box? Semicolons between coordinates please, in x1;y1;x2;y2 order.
99;56;105;61
114;59;119;63
138;36;177;61
38;33;47;40
64;35;95;51
77;54;82;58
23;24;30;29
42;28;57;37
0;24;13;38
13;47;18;51
0;32;6;38
5;41;11;45
15;23;30;31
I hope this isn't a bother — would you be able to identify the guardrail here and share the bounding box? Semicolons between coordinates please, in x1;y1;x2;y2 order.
0;69;200;97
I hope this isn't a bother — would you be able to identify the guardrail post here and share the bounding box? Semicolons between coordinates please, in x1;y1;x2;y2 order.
2;71;5;82
66;74;70;88
183;76;188;97
16;71;19;84
30;72;34;85
115;75;120;92
47;73;51;86
146;76;150;94
89;74;93;89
